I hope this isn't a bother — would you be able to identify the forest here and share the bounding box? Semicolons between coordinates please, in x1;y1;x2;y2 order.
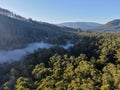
0;12;77;50
1;32;120;90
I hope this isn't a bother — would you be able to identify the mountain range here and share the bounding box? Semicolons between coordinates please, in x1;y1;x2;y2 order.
58;20;120;32
58;22;103;30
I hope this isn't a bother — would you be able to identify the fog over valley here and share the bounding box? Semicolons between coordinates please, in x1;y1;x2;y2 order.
0;42;73;63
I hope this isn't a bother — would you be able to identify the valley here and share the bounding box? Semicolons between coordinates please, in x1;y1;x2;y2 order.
0;5;120;90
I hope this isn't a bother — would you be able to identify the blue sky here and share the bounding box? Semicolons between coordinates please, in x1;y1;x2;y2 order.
0;0;119;24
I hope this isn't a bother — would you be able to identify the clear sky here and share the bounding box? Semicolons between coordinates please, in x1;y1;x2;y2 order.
0;0;119;24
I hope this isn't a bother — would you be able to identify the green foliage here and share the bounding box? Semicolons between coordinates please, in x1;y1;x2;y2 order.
14;54;101;90
3;82;10;90
15;77;31;90
2;32;120;90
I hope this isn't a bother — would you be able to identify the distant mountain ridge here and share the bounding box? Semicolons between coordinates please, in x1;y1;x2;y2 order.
58;22;103;30
90;19;120;32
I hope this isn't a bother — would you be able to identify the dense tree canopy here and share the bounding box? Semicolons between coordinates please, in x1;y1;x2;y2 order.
1;32;120;90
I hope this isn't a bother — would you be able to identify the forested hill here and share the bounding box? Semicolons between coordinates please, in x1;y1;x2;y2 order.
90;19;120;32
0;8;77;50
0;7;28;22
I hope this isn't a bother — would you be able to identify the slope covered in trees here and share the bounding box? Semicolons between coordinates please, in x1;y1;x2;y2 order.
0;8;78;50
1;32;120;90
91;19;120;32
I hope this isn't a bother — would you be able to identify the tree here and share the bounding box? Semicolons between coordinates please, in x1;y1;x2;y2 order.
15;77;31;90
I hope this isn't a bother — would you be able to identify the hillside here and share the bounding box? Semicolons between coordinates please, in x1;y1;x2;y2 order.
0;8;77;50
90;19;120;32
58;22;102;30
